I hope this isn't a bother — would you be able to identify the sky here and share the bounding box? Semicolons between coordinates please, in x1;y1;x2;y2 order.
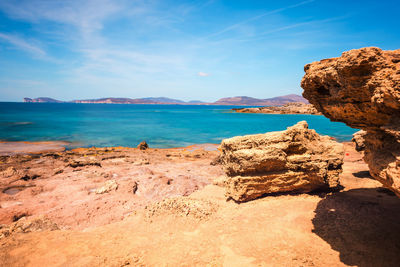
0;0;399;102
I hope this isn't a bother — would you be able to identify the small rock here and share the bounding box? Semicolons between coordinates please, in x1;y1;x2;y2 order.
95;179;118;194
132;181;138;194
352;130;367;152
138;141;149;150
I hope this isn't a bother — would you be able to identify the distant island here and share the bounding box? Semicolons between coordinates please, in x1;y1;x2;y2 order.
23;94;308;106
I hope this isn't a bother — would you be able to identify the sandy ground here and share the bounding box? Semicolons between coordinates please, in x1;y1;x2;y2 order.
1;142;400;266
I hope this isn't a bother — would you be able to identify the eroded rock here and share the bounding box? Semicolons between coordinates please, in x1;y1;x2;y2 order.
352;130;367;152
301;47;400;196
220;121;344;202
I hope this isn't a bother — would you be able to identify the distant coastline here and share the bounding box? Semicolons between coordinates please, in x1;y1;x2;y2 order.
23;94;309;106
232;102;321;115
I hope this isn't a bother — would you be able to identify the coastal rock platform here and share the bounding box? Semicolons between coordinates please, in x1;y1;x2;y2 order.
0;144;222;229
1;142;400;266
233;102;321;115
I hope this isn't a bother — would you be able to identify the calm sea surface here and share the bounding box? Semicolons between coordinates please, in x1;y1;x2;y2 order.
0;103;358;148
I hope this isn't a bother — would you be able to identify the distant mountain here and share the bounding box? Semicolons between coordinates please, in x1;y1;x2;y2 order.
213;94;308;106
263;94;309;105
23;94;307;106
23;97;187;104
72;98;144;104
24;97;63;103
188;100;206;104
139;97;185;104
213;96;266;105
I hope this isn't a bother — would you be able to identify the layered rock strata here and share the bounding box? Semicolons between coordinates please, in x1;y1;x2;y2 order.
301;47;400;196
220;121;344;202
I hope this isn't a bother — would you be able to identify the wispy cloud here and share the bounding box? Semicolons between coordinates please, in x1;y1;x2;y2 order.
206;0;316;38
0;32;46;57
198;72;210;77
0;0;125;35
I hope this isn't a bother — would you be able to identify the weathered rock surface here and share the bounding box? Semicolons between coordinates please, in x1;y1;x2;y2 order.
220;121;344;201
0;216;58;239
301;47;400;196
233;102;321;115
0;145;221;229
352;130;367;152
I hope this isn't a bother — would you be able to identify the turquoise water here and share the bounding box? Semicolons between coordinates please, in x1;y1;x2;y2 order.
0;103;358;148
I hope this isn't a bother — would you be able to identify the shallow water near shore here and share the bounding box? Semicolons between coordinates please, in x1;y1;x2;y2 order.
0;102;357;148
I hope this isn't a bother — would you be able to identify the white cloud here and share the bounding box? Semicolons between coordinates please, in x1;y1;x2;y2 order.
0;0;124;36
0;32;46;57
198;72;210;77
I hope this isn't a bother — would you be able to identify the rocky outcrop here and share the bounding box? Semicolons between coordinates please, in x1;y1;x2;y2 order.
219;121;344;202
233;102;321;115
301;47;400;197
352;130;367;152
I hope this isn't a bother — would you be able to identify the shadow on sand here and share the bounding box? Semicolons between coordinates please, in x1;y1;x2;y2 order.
312;188;400;267
352;170;373;179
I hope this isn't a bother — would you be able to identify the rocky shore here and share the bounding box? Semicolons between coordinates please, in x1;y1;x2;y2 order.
233;102;321;115
1;47;400;266
1;139;399;266
0;143;222;229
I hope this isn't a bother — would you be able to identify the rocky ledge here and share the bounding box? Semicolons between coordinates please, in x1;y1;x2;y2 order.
233;102;321;115
301;47;400;197
219;121;344;202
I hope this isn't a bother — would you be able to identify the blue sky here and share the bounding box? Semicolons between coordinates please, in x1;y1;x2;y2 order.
0;0;399;102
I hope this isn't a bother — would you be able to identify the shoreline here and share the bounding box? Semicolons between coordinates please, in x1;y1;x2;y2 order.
0;140;221;157
232;102;322;115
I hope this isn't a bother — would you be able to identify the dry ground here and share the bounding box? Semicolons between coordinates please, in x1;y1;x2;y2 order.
1;143;400;266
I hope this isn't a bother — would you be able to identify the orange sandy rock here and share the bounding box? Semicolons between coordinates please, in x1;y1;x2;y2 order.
301;47;400;196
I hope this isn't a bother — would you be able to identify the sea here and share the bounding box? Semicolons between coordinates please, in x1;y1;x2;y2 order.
0;103;358;149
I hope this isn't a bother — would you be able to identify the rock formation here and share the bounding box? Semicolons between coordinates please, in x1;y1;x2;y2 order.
352;130;367;152
219;121;344;202
301;47;400;196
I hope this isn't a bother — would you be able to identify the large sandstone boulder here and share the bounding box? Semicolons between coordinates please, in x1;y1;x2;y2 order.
220;121;344;202
301;47;400;197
